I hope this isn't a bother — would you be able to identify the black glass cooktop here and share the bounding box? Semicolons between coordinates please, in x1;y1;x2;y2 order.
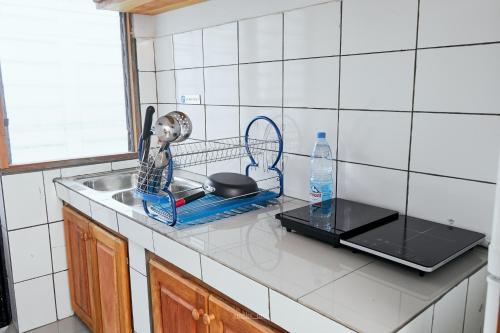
275;198;398;245
276;198;485;272
341;215;485;272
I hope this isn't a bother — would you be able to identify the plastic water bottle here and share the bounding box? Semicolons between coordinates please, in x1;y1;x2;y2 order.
310;132;334;203
309;132;334;230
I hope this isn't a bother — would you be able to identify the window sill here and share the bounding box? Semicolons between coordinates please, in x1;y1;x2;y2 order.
2;152;137;175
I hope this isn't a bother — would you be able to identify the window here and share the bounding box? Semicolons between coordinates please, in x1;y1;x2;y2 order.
0;0;134;165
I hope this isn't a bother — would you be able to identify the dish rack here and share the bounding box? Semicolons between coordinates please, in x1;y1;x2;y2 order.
135;116;283;228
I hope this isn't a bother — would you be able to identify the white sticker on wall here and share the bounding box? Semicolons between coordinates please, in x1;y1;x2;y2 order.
180;94;201;104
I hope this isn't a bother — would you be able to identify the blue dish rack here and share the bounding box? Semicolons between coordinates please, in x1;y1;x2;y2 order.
135;116;283;229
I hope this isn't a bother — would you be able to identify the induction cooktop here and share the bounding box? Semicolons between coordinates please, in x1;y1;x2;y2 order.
276;199;485;273
341;215;485;272
275;198;399;246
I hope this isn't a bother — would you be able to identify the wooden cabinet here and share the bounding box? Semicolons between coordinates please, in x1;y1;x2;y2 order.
207;296;277;333
64;206;132;333
64;206;99;331
149;258;280;333
94;0;205;15
150;259;209;333
90;223;133;333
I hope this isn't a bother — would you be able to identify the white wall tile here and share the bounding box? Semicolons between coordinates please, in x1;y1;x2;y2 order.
201;255;270;319
411;113;500;182
284;2;340;59
90;201;118;232
338;162;407;213
2;172;47;230
68;191;91;217
240;106;282;139
414;44;500;114
14;275;57;332
284;108;337;156
203;22;238;66
136;39;155;71
53;271;73;320
154;35;174;71
338;111;411;169
239;62;282;106
117;214;154;251
156;70;176;103
270;290;355;333
239;14;283;63
284;57;339;109
175;68;204;104
463;266;488;333
204;65;239;105
138;72;157;104
342;0;418;54
284;153;332;201
43;169;62;223
397;305;433;333
133;14;155;38
207;158;241;175
407;173;496;239
129;268;151;333
153;232;202;279
49;222;67;272
60;163;111;177
432;279;468;333
419;0;500;47
206;106;239;140
157;104;178;118
9;225;52;282
340;51;415;110
177;104;206;140
173;30;203;69
128;241;147;276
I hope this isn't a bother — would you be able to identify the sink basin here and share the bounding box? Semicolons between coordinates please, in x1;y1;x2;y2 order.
112;177;202;207
83;172;138;191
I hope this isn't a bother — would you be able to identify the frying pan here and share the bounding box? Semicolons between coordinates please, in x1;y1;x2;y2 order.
203;172;259;198
175;172;259;208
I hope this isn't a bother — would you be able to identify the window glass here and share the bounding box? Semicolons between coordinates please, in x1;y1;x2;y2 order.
0;0;129;164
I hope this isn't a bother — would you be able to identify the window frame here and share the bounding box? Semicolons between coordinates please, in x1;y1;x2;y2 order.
0;12;141;173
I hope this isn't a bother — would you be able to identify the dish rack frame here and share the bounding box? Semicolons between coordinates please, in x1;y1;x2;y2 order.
135;116;284;227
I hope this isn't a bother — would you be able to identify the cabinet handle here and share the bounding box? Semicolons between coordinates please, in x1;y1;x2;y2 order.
191;309;203;321
202;313;215;325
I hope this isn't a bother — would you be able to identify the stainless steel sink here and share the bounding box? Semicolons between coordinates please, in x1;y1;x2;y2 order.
83;172;138;192
112;177;202;207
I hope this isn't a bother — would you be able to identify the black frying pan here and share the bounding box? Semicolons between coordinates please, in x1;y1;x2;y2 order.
203;172;258;198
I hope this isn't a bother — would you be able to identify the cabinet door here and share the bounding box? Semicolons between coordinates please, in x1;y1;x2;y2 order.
63;206;97;331
149;259;209;333
432;279;468;333
207;295;278;333
463;266;488;333
90;223;132;333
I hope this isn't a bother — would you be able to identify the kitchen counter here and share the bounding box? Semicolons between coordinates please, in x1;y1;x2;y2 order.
54;169;488;333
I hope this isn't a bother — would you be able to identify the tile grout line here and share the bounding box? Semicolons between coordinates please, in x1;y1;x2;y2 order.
201;29;208;176
41;172;59;320
144;38;500;72
405;0;421;217
335;0;343;202
281;12;285;184
237;21;242;173
296;259;374;300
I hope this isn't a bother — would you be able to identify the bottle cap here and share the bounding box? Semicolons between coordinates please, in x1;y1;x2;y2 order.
317;132;326;139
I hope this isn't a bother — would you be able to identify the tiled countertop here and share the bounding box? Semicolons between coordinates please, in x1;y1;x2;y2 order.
54;170;487;333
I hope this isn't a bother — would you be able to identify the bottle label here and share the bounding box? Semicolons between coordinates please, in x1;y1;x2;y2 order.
310;183;333;204
310;185;323;203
